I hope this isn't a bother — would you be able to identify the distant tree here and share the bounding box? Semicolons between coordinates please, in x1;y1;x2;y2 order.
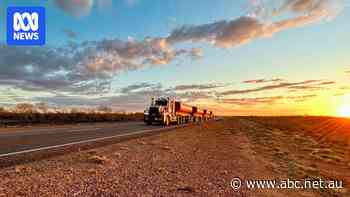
0;106;6;113
115;109;126;114
15;103;36;113
70;108;80;113
86;108;97;114
97;105;113;113
35;102;49;113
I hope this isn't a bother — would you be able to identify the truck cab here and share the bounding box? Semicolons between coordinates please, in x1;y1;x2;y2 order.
144;97;173;125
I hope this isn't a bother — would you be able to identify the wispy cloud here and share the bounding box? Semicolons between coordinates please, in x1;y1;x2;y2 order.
120;82;161;94
221;96;284;106
169;83;227;91
288;80;335;91
34;83;213;111
54;0;142;17
243;78;284;84
54;0;94;17
9;79;321;112
218;80;326;96
285;94;317;102
220;94;317;106
62;28;77;39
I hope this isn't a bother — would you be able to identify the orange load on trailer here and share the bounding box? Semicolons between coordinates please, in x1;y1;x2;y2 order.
175;101;192;115
192;106;204;117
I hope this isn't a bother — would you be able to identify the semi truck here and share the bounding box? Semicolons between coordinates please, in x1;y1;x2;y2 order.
144;97;213;126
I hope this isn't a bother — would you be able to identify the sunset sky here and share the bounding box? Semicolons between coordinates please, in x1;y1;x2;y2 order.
0;0;349;116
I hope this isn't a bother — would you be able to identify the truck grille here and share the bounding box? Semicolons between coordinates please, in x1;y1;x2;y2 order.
149;107;159;115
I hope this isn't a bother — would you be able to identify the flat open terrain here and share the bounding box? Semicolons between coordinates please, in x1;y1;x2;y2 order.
0;117;349;196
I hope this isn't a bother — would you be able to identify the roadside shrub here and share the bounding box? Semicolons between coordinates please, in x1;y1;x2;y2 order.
0;112;144;126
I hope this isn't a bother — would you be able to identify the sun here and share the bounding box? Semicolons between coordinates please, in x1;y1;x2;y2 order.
337;106;350;118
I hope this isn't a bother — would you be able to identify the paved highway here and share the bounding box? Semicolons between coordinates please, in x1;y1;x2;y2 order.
0;121;165;156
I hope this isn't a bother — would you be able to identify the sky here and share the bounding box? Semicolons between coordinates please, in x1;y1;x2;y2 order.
0;0;349;116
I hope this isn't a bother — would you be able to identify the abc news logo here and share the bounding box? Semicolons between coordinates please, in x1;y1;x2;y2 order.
13;12;39;40
7;7;45;46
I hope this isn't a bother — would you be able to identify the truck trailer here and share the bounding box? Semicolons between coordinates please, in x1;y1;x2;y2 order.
144;97;213;126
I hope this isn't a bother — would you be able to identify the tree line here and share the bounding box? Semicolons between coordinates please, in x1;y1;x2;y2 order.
0;103;143;126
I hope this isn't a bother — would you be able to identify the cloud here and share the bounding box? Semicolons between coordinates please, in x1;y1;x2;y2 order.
0;44;115;94
169;83;226;91
218;80;323;96
166;0;341;48
221;96;284;106
33;82;216;111
93;38;196;69
2;0;343;97
275;0;341;16
55;0;144;17
287;80;335;91
176;91;213;102
243;78;284;84
0;37;201;94
34;87;165;111
16;80;320;112
317;81;336;85
190;48;203;59
63;28;77;39
120;82;161;94
285;94;317;102
220;94;317;106
54;0;94;17
167;17;265;48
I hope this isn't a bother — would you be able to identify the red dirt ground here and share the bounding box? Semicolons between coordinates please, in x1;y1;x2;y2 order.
0;117;349;196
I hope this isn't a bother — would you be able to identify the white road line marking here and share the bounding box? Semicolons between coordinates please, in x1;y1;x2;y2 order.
0;125;182;158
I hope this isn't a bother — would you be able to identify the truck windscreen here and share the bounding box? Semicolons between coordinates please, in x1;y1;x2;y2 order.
155;99;168;106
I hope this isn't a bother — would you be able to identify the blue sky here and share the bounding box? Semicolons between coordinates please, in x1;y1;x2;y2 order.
0;0;349;116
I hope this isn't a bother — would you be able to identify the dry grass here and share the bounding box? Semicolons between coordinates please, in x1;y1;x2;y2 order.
242;116;350;196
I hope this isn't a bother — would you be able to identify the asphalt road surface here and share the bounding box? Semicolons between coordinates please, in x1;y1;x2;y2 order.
0;121;163;156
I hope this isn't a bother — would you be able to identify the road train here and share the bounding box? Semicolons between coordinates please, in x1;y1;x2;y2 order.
144;97;213;126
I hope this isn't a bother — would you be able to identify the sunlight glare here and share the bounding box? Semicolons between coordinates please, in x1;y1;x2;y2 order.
337;105;350;118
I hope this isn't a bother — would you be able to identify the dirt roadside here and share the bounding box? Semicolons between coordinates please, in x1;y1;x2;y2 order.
0;117;348;196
